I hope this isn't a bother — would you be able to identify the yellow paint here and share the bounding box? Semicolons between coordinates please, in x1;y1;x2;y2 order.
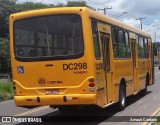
10;7;153;109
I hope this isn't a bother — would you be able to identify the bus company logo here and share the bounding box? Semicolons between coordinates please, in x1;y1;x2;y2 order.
38;78;46;86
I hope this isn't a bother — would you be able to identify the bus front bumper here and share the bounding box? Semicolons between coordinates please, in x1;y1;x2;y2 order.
14;94;96;107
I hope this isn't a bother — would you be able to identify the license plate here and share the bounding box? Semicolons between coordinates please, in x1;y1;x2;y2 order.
46;89;59;94
52;89;59;94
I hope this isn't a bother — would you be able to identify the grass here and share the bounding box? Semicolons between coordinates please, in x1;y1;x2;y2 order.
0;81;14;100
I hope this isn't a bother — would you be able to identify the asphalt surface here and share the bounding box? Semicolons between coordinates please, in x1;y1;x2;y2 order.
0;68;160;125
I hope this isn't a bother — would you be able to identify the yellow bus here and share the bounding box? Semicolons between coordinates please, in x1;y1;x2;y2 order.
10;7;154;112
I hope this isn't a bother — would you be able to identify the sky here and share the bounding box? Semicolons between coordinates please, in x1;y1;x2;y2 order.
18;0;160;42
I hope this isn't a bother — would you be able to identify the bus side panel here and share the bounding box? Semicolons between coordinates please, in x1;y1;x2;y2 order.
138;59;148;90
114;60;133;97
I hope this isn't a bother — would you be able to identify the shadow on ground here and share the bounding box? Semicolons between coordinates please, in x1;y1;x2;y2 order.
17;91;152;125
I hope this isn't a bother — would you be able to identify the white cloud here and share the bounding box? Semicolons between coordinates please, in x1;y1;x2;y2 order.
119;0;160;17
122;18;140;29
121;19;160;42
18;0;67;4
17;0;160;42
143;20;160;42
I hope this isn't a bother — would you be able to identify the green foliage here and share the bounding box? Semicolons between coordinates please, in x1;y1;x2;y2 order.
0;38;10;73
0;81;13;93
0;81;13;99
55;3;66;7
0;0;17;38
16;2;50;12
67;1;87;7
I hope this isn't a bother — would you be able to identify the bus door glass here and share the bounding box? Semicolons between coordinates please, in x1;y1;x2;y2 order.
131;39;138;91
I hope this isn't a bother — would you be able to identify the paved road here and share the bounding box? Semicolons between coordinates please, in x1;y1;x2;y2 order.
0;68;160;125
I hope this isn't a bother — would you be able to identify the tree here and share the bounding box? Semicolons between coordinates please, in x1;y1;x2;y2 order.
66;1;94;10
0;0;17;38
67;1;87;7
0;38;10;73
16;2;50;11
54;3;66;7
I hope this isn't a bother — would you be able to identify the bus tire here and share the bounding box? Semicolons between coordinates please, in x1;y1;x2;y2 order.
118;84;126;111
140;75;148;96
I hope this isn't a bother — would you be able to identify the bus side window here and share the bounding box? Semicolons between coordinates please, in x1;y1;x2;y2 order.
118;29;126;58
91;19;101;59
138;36;145;58
125;31;131;58
111;27;119;58
144;38;148;58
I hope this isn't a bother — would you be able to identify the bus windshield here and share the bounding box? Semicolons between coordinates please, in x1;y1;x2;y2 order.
14;14;84;61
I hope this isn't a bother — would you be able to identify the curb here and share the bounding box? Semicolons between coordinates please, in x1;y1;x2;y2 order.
0;97;14;102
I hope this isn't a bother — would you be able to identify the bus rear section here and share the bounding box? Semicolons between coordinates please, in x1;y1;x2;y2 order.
10;8;97;109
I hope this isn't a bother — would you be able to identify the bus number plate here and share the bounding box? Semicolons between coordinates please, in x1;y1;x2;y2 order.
63;62;87;70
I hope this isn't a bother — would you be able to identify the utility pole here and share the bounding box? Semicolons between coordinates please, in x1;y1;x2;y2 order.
97;6;112;15
136;17;146;30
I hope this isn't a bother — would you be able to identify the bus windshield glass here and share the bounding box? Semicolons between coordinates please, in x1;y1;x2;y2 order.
14;14;84;61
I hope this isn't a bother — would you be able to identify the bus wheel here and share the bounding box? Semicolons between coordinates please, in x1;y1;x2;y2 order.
118;84;126;111
58;105;78;114
140;75;148;96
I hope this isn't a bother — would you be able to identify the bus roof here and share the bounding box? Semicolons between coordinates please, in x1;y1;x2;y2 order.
10;7;151;38
86;8;151;38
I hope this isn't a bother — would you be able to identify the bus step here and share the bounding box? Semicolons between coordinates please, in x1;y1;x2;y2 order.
133;90;138;95
104;101;114;108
